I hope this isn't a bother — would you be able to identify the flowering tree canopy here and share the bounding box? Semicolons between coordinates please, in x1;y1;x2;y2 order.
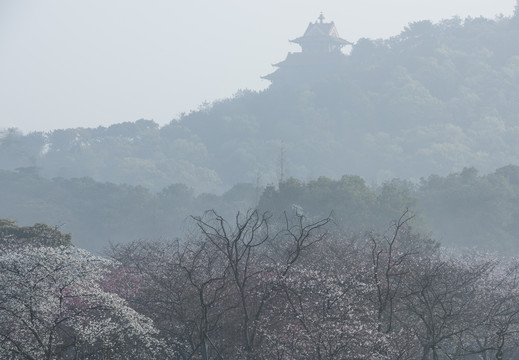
0;245;169;360
5;211;519;359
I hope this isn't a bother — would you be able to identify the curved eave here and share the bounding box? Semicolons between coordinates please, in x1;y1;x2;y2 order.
272;60;286;67
261;72;277;81
290;36;352;46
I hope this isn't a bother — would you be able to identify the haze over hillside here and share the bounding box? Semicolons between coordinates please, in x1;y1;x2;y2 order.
2;10;519;192
2;9;519;255
4;5;519;358
1;0;516;132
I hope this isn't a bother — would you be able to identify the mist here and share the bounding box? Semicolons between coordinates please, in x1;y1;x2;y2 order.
0;0;515;131
2;3;519;358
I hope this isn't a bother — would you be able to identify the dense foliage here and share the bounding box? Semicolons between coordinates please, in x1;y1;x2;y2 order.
2;13;519;192
0;218;71;247
4;211;519;359
0;169;259;251
418;165;519;252
259;175;421;233
2;165;519;253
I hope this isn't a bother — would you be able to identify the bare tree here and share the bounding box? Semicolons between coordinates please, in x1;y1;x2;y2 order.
401;251;494;360
460;258;519;359
176;237;233;360
365;210;437;359
191;209;330;359
370;210;416;333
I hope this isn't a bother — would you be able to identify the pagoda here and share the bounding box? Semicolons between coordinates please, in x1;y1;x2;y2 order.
263;13;352;83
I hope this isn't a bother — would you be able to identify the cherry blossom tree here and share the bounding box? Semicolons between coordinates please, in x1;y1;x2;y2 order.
400;251;494;360
104;209;519;360
108;238;238;360
261;264;390;360
107;240;200;358
460;258;519;359
0;245;169;359
108;209;330;359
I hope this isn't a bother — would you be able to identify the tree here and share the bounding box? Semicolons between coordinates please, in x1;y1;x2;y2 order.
267;264;390;359
460;259;519;359
0;219;71;249
108;239;235;360
366;210;435;359
189;209;330;359
107;240;199;358
0;245;168;359
400;251;494;360
108;209;330;359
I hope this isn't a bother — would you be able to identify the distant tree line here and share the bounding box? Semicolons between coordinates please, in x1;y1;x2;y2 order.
1;165;519;254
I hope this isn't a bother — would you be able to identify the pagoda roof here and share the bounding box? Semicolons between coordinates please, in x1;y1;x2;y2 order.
262;13;351;83
290;14;352;47
271;51;346;68
262;52;347;81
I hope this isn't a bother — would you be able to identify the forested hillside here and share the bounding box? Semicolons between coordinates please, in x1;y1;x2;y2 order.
2;13;519;193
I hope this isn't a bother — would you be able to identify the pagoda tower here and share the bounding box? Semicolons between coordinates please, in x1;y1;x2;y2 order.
263;13;352;83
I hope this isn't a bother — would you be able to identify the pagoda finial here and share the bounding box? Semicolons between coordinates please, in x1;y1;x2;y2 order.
318;12;325;24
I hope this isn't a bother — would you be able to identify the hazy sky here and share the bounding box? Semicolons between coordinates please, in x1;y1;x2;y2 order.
0;0;516;133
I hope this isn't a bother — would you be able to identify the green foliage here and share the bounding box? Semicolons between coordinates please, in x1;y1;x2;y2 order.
0;218;72;247
258;175;422;234
418;165;519;252
2;164;519;254
0;170;259;251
